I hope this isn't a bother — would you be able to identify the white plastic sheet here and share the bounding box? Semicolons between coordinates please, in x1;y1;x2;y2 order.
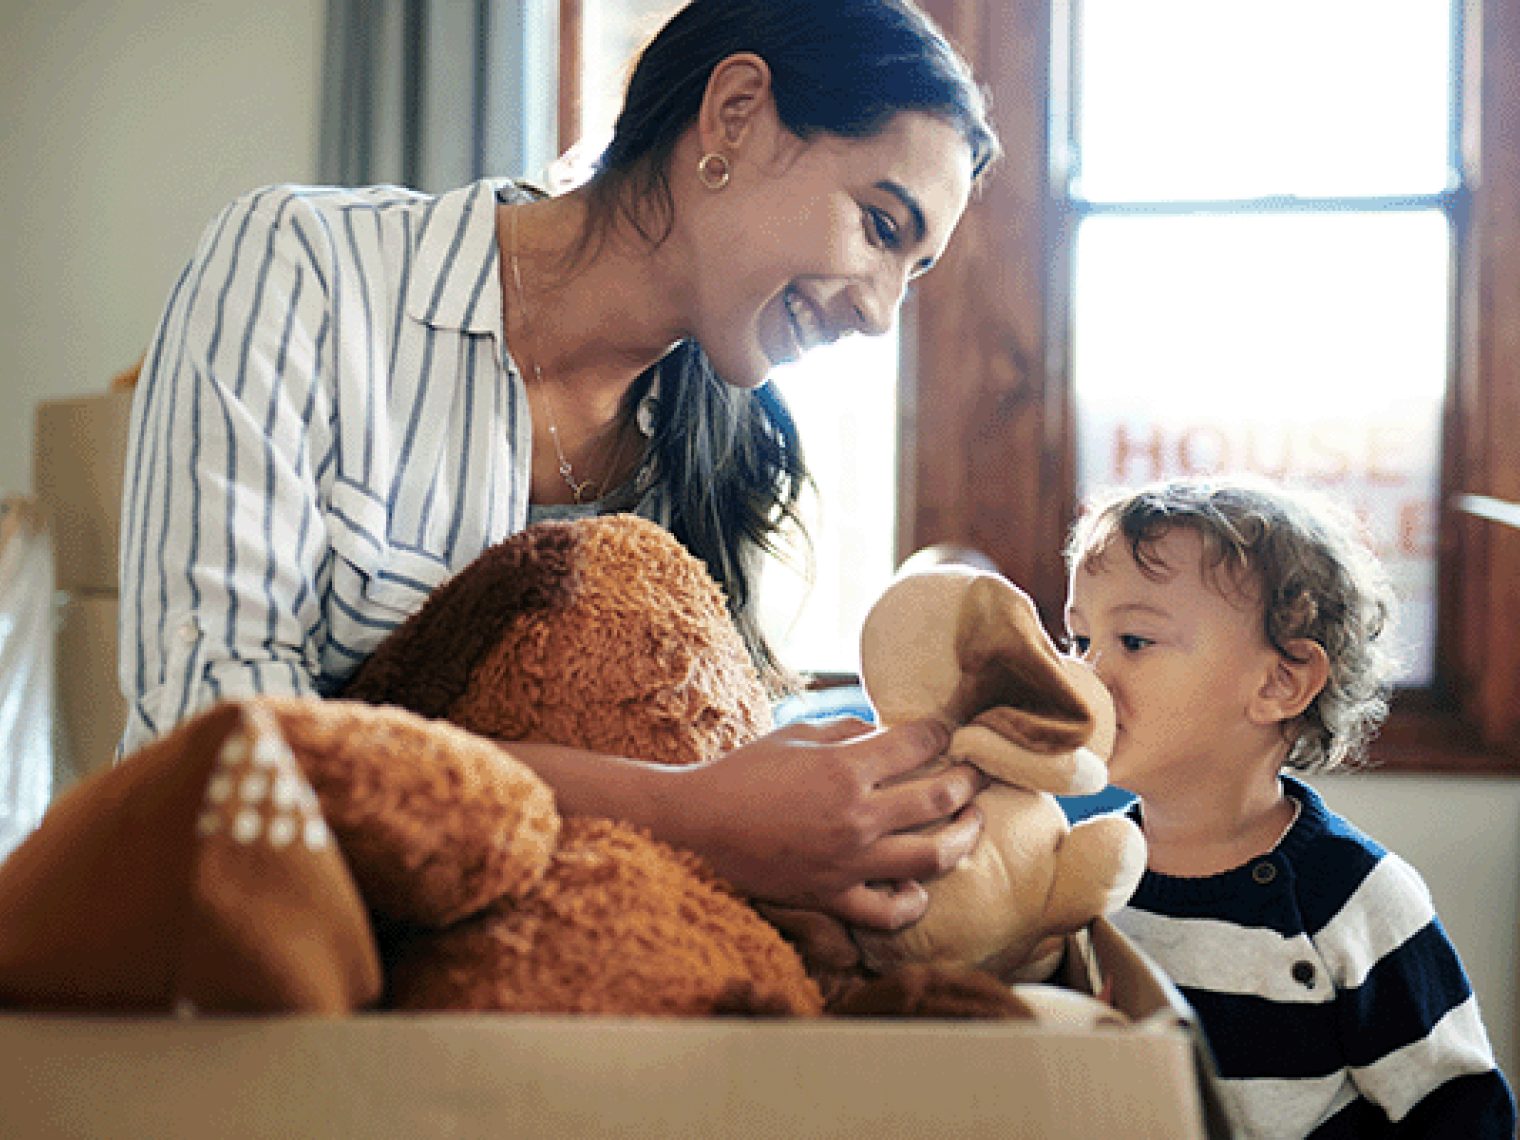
0;498;54;861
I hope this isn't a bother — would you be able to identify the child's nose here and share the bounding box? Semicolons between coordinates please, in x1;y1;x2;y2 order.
1088;650;1114;687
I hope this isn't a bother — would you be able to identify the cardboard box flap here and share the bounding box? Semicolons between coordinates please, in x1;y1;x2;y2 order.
3;1011;1213;1140
1072;918;1239;1139
0;915;1240;1140
33;388;134;592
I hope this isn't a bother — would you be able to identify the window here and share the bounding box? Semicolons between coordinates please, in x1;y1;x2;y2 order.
903;0;1520;767
1068;0;1458;687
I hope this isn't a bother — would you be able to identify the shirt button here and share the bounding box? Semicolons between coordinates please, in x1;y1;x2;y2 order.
1251;861;1277;884
1292;960;1316;988
178;620;198;645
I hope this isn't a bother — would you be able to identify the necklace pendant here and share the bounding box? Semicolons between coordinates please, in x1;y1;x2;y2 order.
558;457;592;503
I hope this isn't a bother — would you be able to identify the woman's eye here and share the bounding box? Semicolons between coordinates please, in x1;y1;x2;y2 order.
1119;634;1152;652
865;206;900;249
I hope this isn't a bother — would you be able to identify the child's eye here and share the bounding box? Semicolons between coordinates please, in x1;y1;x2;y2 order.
1064;634;1091;656
1119;634;1153;652
865;206;900;249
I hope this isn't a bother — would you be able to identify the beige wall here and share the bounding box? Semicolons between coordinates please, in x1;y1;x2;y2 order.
6;0;1517;1088
1316;772;1520;1081
2;0;324;500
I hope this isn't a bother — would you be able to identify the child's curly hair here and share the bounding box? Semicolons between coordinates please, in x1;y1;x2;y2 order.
1064;475;1400;772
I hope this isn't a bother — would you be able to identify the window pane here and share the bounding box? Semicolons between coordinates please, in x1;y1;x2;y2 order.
1075;0;1455;201
1072;211;1450;684
759;335;900;675
579;1;679;151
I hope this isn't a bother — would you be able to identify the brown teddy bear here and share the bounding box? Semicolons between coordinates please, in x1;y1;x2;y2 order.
333;514;823;1015
335;513;1039;1017
0;515;1134;1020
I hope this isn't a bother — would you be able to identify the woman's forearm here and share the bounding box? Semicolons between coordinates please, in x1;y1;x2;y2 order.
493;719;985;932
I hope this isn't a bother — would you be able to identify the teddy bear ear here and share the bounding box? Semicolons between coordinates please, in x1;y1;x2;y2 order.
342;523;579;717
955;575;1094;753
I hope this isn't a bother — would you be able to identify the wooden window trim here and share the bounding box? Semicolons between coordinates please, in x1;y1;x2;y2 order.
557;0;582;155
912;0;1519;772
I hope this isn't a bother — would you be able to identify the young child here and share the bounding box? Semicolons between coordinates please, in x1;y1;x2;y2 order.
1062;475;1515;1138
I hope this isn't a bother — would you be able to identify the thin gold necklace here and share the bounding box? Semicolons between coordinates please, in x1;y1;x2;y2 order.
508;206;606;505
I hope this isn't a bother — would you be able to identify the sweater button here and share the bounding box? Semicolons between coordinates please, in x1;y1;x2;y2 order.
1292;960;1316;988
1251;861;1277;884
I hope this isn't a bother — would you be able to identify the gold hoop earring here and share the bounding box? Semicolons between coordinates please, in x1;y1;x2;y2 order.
697;151;731;191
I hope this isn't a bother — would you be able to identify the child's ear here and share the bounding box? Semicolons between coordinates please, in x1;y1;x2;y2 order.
1248;638;1330;725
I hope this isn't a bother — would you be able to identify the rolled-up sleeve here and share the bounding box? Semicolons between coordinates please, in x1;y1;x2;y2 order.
119;179;535;760
119;187;337;756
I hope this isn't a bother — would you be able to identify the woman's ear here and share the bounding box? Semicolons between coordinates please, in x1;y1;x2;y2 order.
1249;638;1330;725
697;52;774;153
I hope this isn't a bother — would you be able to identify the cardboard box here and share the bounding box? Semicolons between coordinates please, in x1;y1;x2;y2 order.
33;388;135;592
53;591;124;785
0;919;1237;1139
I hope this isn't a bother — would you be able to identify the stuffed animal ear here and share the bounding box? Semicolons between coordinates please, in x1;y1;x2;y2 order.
860;569;1096;751
860;568;980;727
954;575;1094;753
342;523;581;717
0;700;382;1014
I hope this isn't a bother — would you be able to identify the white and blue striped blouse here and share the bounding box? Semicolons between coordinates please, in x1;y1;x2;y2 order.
118;179;540;756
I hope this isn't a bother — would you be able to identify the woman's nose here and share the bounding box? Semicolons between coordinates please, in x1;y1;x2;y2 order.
851;265;907;337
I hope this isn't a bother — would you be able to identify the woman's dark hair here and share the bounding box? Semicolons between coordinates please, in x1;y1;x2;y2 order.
589;0;1001;686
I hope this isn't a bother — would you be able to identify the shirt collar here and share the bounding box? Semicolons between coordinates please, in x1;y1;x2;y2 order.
405;178;519;336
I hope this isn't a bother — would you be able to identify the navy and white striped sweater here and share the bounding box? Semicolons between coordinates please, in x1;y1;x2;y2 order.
1115;776;1515;1138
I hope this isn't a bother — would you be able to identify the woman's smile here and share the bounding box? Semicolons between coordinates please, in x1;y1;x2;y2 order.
779;285;829;363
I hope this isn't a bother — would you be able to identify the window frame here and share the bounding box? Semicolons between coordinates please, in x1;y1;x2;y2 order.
909;0;1519;770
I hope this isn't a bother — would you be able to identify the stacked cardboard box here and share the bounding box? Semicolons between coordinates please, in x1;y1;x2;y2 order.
32;389;134;785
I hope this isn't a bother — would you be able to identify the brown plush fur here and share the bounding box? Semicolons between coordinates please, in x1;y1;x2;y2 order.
267;698;561;929
341;515;823;1016
2;514;1102;1020
256;690;817;1016
353;512;770;765
385;817;820;1015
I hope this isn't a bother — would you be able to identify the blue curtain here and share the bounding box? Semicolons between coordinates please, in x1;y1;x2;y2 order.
319;0;557;193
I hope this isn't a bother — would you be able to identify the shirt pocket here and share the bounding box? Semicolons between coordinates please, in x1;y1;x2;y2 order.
326;477;454;620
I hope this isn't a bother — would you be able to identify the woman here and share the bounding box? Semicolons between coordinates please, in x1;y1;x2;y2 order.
120;0;1001;945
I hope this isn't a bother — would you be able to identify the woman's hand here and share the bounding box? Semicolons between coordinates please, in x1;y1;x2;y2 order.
668;717;985;931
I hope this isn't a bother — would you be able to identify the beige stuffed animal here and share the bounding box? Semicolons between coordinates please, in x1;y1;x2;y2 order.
853;565;1147;981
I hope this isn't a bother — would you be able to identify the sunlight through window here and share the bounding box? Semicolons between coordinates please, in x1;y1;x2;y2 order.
758;335;900;676
1069;0;1458;685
